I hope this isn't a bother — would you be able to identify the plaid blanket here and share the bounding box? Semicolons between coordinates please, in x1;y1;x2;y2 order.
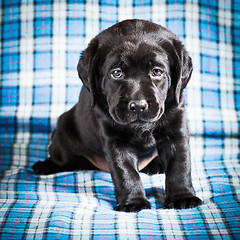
1;0;240;239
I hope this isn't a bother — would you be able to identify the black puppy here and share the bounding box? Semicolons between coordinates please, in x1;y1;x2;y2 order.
33;19;202;212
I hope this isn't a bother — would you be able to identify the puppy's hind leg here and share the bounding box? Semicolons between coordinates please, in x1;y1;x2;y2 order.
32;156;99;175
32;158;65;175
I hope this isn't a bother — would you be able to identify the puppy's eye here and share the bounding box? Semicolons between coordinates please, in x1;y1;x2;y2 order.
152;68;163;77
112;69;123;79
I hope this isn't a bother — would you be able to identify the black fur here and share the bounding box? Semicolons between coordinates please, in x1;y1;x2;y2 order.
33;20;202;212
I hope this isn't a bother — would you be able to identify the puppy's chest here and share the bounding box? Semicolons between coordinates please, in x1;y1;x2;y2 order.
88;131;158;172
131;131;157;161
132;128;156;146
133;141;158;171
136;145;157;161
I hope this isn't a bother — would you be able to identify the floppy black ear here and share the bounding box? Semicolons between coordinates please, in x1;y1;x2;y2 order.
174;44;193;105
77;39;99;108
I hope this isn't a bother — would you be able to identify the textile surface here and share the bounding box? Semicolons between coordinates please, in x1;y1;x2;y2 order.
0;0;240;239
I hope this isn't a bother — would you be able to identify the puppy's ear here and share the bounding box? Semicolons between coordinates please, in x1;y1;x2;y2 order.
77;39;99;108
175;53;193;105
173;41;193;105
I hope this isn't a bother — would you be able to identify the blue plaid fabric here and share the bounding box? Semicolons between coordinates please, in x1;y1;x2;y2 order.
1;0;240;239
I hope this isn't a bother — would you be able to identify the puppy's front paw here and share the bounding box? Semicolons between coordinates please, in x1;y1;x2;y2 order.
114;198;151;212
164;196;202;209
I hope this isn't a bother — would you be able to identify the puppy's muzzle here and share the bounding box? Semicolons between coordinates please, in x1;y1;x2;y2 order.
109;86;163;125
125;97;162;124
128;100;148;114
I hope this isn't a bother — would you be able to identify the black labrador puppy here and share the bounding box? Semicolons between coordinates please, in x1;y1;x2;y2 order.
33;19;202;212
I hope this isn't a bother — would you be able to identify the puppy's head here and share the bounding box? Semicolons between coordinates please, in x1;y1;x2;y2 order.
77;20;192;125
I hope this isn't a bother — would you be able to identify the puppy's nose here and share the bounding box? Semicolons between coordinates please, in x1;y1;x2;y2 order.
128;100;148;113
